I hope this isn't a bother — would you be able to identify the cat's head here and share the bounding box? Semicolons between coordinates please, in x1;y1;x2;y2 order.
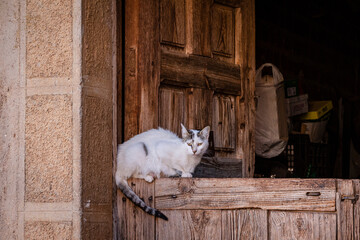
181;123;210;156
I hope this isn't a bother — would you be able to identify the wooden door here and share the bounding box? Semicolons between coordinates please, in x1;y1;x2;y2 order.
117;1;360;239
123;0;255;178
118;178;360;239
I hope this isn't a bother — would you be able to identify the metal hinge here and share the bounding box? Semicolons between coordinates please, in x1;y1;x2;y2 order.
341;194;359;204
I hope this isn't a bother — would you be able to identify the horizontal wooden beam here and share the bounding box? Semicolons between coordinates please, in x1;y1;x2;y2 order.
161;51;242;96
155;178;336;211
215;0;242;8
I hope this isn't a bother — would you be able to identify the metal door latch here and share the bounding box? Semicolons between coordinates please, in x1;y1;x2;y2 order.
341;195;359;204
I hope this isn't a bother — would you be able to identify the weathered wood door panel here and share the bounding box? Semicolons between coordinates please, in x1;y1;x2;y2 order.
269;211;337;240
156;210;222;240
117;179;155;240
157;209;268;240
156;210;338;240
123;0;256;177
155;178;336;211
118;178;360;239
159;0;244;165
222;209;268;239
337;179;360;239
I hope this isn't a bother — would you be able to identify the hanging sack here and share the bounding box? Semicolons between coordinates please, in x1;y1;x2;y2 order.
255;63;288;158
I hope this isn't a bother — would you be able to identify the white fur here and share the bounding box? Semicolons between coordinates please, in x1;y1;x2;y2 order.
115;124;210;184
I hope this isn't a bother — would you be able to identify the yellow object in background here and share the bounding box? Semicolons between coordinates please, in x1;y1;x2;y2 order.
300;101;333;120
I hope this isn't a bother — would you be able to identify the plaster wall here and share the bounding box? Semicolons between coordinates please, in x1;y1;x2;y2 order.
0;0;115;239
0;0;21;238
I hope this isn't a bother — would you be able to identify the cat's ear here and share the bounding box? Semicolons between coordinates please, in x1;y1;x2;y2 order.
181;123;189;139
199;126;210;139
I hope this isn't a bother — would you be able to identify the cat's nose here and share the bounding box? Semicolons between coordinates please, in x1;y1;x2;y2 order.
192;149;197;154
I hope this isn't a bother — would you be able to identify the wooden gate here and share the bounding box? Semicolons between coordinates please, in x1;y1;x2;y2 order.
118;178;360;239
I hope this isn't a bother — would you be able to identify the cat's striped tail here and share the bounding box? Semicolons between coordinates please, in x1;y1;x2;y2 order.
116;178;168;221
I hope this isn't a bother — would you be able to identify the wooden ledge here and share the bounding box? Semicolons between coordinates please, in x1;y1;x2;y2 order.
154;178;336;212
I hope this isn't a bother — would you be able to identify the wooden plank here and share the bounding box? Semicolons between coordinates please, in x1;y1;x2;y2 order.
124;0;140;140
221;209;268;239
237;0;255;177
114;1;122;238
192;0;212;56
155;178;336;211
117;179;155;240
161;51;207;88
124;0;160;140
211;4;234;59
161;51;242;95
160;0;186;48
186;88;212;130
235;97;245;162
137;0;160;134
337;180;355;240
156;210;221;240
354;180;360;240
212;95;236;151
215;0;242;8
269;211;336;240
159;87;213;136
159;87;186;136
205;60;242;95
116;0;123;145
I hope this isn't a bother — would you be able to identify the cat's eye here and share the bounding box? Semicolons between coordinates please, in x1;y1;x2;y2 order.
197;143;202;146
187;143;192;146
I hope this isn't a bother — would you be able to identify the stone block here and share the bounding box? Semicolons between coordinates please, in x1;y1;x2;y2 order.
26;0;72;78
82;222;111;240
25;94;72;202
82;95;112;205
82;0;112;89
25;221;72;240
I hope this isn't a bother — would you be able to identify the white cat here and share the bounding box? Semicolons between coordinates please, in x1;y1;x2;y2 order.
115;124;210;220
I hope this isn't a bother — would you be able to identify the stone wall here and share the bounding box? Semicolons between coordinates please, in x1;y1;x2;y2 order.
0;0;116;239
0;0;21;238
81;0;115;236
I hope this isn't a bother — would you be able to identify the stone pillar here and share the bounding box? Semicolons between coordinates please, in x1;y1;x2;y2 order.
0;0;22;239
23;0;81;238
0;0;116;239
81;0;115;238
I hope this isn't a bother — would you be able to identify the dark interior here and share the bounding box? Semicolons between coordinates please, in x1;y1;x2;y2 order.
254;0;360;178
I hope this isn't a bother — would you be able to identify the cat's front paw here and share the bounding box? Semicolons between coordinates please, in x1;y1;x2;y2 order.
144;175;154;183
181;172;192;178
